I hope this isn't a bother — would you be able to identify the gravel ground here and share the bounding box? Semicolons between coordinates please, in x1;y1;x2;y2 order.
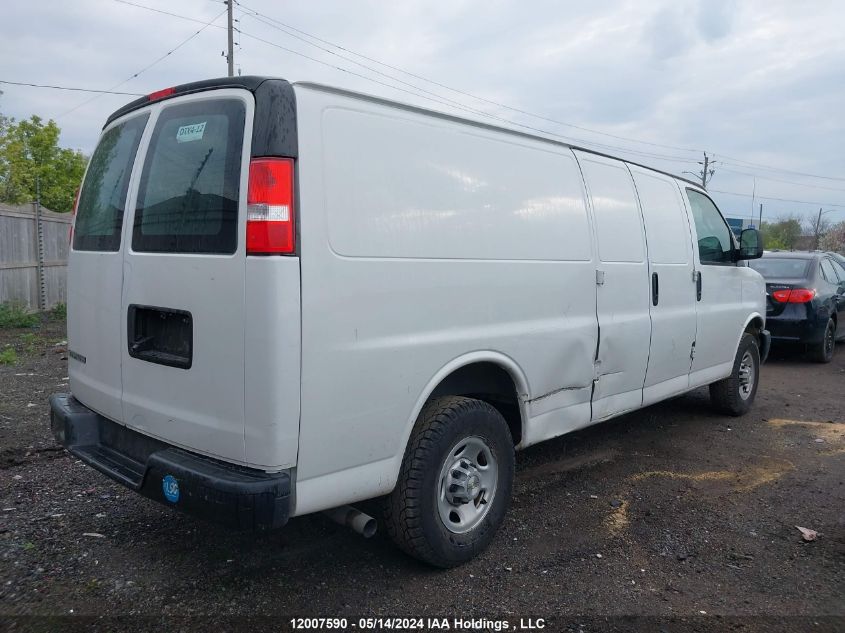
1;321;843;632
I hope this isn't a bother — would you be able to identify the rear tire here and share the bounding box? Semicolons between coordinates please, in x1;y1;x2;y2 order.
709;333;760;416
808;318;835;363
383;396;514;568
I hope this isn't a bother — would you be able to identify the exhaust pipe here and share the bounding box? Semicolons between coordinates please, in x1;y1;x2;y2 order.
323;505;377;538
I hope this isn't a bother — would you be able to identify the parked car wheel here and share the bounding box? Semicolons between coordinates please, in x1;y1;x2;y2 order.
809;318;836;363
709;333;760;416
383;396;514;567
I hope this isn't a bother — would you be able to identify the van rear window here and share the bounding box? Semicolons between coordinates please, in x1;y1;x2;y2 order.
132;99;245;254
73;114;148;252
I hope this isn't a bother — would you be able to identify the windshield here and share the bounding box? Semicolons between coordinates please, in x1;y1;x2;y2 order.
749;257;811;279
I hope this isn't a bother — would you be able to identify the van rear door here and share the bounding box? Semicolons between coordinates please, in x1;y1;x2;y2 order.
120;90;252;464
68;113;149;423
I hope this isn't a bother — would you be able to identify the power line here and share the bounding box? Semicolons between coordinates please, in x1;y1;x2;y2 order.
236;0;706;157
716;156;845;183
112;0;220;26
236;26;704;163
710;189;845;209
57;4;227;119
236;2;703;160
235;0;845;184
110;0;701;163
718;167;845;193
0;80;142;96
109;0;843;187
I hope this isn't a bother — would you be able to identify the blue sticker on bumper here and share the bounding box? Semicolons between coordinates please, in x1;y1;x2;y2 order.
162;474;180;503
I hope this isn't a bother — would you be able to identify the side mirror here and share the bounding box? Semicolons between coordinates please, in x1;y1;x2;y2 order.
736;228;764;260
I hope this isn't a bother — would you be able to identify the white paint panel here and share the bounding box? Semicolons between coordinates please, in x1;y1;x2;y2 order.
576;153;650;421
634;174;689;265
322;108;591;261
630;168;697;394
293;85;597;512
120;89;254;465
68;113;153;423
243;257;301;470
580;158;645;264
680;186;762;376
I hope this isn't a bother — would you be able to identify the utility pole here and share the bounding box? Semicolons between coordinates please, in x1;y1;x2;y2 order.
683;151;717;189
700;152;715;189
814;208;824;250
226;0;234;77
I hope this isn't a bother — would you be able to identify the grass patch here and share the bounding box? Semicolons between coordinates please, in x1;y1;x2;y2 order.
50;302;67;321
0;346;18;365
20;332;40;354
0;302;39;329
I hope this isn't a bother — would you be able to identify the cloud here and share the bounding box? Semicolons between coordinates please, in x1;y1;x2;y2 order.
696;0;736;42
644;5;693;60
0;0;842;222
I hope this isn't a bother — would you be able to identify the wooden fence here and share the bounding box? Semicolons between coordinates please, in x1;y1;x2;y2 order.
0;202;71;311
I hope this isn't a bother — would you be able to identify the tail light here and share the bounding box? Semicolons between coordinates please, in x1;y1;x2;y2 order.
246;158;295;255
772;288;816;303
69;186;81;245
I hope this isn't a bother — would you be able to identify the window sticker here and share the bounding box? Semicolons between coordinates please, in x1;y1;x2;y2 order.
176;122;207;143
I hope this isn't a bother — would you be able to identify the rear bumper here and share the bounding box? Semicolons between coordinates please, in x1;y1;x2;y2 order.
48;393;291;531
766;317;826;345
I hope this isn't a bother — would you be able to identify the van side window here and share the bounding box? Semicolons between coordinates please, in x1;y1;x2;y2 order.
686;189;734;264
73;114;149;252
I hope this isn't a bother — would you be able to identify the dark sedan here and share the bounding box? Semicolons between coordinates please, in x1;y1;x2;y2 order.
749;251;845;362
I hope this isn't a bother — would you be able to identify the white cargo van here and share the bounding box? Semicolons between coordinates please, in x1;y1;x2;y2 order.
50;76;768;567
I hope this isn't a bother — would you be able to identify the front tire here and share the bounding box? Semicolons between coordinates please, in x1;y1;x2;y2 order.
709;333;760;416
808;318;836;363
383;396;514;567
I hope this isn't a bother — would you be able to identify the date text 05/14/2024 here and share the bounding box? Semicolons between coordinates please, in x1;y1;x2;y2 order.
289;618;547;631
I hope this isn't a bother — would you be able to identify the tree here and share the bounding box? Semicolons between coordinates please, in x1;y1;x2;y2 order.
819;221;845;254
0;113;87;212
759;217;802;250
805;210;834;251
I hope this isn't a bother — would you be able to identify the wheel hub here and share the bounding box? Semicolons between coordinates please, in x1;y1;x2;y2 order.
738;350;755;400
437;436;499;534
445;460;483;505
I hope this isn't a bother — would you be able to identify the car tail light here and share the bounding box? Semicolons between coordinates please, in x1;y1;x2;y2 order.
148;87;175;101
246;158;295;255
772;288;816;303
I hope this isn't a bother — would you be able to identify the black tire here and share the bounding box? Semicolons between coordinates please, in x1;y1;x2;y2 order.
383;396;514;568
709;333;760;416
808;318;836;363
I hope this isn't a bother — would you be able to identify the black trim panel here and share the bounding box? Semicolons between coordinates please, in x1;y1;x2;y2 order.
251;79;298;158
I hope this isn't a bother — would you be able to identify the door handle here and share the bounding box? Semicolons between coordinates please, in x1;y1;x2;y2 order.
696;271;702;301
652;272;659;306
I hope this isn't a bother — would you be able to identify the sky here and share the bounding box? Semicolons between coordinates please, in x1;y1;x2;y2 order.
1;0;844;227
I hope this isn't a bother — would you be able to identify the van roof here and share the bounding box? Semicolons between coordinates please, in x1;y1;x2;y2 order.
105;75;701;189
